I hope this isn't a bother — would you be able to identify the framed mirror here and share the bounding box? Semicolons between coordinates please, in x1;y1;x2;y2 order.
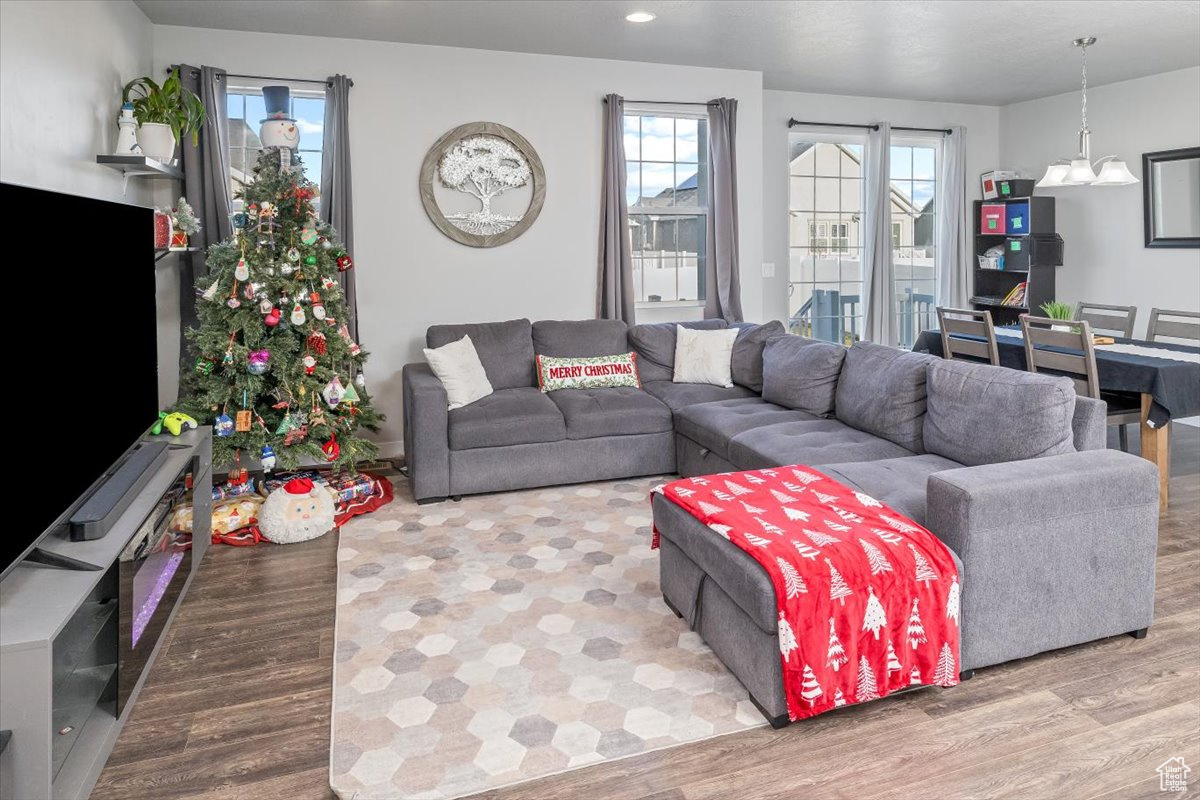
1143;146;1200;248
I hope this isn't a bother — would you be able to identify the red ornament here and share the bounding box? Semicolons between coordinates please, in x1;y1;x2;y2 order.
303;354;317;375
336;254;353;272
307;331;327;355
264;306;281;327
321;434;340;462
154;211;171;248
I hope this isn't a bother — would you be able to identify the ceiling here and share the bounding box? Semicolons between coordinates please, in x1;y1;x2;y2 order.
134;0;1200;105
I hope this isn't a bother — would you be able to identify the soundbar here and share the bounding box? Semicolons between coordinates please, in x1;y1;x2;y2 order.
69;441;170;541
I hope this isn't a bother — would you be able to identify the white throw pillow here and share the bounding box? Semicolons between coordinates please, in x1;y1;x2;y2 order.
423;335;493;409
672;326;739;387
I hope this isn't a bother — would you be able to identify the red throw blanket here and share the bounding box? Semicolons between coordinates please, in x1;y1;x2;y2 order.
653;466;961;721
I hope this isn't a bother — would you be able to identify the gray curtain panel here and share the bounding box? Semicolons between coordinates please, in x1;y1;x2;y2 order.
937;126;970;309
860;121;896;346
321;74;359;340
705;97;744;322
179;64;233;362
597;93;635;323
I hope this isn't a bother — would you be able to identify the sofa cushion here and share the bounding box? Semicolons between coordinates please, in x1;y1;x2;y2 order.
674;398;817;461
730;320;786;392
674;326;740;387
532;319;629;358
427;318;536;390
628;319;729;382
822;454;964;527
835;341;938;453
422;334;493;410
728;418;913;470
642;380;756;412
547;387;673;440
761;335;846;415
923;360;1077;466
447;388;565;450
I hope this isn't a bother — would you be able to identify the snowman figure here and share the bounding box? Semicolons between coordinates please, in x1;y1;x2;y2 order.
259;85;300;151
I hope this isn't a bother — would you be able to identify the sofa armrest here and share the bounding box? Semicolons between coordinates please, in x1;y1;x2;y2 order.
402;363;450;501
1072;395;1107;451
926;450;1159;670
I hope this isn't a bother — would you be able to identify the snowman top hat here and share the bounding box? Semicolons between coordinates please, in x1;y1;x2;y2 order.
261;85;296;123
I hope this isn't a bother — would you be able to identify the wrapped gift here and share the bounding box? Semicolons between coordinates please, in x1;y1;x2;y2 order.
154;211;172;249
325;472;378;505
212;478;258;502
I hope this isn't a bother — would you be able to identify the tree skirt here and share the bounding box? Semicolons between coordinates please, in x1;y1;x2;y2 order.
331;477;763;799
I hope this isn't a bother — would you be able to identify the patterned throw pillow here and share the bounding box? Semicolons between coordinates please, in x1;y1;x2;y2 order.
536;352;642;392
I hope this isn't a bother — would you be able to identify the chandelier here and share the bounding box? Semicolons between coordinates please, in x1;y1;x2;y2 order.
1036;37;1140;187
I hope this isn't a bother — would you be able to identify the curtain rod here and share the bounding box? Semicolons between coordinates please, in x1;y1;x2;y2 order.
788;117;951;135
605;99;718;106
170;66;352;87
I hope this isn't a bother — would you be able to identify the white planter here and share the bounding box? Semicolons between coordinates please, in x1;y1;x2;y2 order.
1051;324;1072;332
136;123;177;163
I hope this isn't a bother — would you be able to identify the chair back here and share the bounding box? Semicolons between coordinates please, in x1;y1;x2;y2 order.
1076;302;1137;338
936;307;1000;365
1146;308;1200;343
1019;314;1100;399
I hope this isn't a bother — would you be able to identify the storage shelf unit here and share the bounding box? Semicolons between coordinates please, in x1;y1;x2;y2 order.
973;197;1061;326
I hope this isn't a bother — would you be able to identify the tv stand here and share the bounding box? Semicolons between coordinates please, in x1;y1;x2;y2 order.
0;428;211;800
22;548;102;572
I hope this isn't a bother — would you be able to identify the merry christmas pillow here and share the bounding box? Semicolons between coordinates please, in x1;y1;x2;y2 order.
536;352;641;392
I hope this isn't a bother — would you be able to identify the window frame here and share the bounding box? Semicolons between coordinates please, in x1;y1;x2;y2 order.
225;78;326;212
624;105;710;309
889;134;943;349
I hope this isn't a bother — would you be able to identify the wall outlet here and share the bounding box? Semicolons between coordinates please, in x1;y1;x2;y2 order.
761;262;776;278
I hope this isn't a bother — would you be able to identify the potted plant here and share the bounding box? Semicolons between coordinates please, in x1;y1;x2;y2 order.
1039;300;1075;332
168;197;201;250
121;69;205;164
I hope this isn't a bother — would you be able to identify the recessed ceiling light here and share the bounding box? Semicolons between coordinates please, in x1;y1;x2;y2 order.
626;11;656;22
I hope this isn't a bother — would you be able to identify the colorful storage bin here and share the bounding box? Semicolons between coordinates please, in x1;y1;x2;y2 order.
1006;201;1030;234
980;204;1006;234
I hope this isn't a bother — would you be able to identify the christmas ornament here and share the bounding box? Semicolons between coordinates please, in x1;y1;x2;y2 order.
202;279;220;302
310;292;326;320
243;283;257;300
264;306;281;327
321;434;340;462
232;211;249;229
214;413;235;437
321;238;333;250
341;382;361;406
290;302;306;325
286;247;300;262
260;444;277;471
307;331;327;355
222;349;235;366
354;372;367;388
194;356;215;375
322;376;346;408
235;409;252;432
321;276;337;291
304;254;317;266
300;227;318;245
281;263;295;276
309;405;326;428
283;423;309;446
275;412;299;435
303;354;317;375
234;257;250;281
336;254;353;271
259;298;274;314
226;297;241;309
247;349;271;375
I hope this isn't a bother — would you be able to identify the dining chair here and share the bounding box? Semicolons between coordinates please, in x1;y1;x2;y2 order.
1146;308;1200;343
936;307;1000;365
1020;314;1141;452
1076;302;1137;338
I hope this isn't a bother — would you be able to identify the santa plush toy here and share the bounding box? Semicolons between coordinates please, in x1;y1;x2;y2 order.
259;477;336;544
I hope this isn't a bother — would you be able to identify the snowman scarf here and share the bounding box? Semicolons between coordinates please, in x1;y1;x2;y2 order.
653;466;961;721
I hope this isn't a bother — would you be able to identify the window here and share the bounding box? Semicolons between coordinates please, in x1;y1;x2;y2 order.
787;137;865;344
890;140;940;348
624;112;707;305
226;82;325;211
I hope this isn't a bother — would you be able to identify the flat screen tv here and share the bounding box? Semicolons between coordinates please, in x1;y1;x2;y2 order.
1;183;159;579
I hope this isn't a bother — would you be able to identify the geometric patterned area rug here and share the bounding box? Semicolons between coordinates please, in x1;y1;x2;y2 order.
330;476;764;799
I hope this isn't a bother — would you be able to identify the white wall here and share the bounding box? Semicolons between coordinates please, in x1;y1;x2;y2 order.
0;0;154;207
154;25;764;452
761;90;1000;325
1000;67;1200;338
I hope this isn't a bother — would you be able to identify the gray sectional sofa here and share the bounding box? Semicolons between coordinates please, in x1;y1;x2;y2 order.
403;317;1160;718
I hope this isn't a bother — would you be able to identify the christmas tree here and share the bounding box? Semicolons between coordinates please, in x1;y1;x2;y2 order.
856;655;879;701
826;557;853;605
182;146;381;472
907;598;927;648
827;617;848;671
932;642;957;684
861;586;888;639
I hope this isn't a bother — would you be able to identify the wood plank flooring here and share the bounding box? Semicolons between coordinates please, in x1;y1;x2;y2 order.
93;431;1200;800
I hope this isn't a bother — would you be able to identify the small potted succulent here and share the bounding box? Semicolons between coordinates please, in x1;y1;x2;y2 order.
168;197;201;250
1039;300;1074;332
122;68;206;164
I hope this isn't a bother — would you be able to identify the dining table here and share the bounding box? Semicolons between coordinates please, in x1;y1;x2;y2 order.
913;326;1200;512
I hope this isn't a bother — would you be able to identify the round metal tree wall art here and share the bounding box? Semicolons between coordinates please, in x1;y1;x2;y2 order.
420;122;546;248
